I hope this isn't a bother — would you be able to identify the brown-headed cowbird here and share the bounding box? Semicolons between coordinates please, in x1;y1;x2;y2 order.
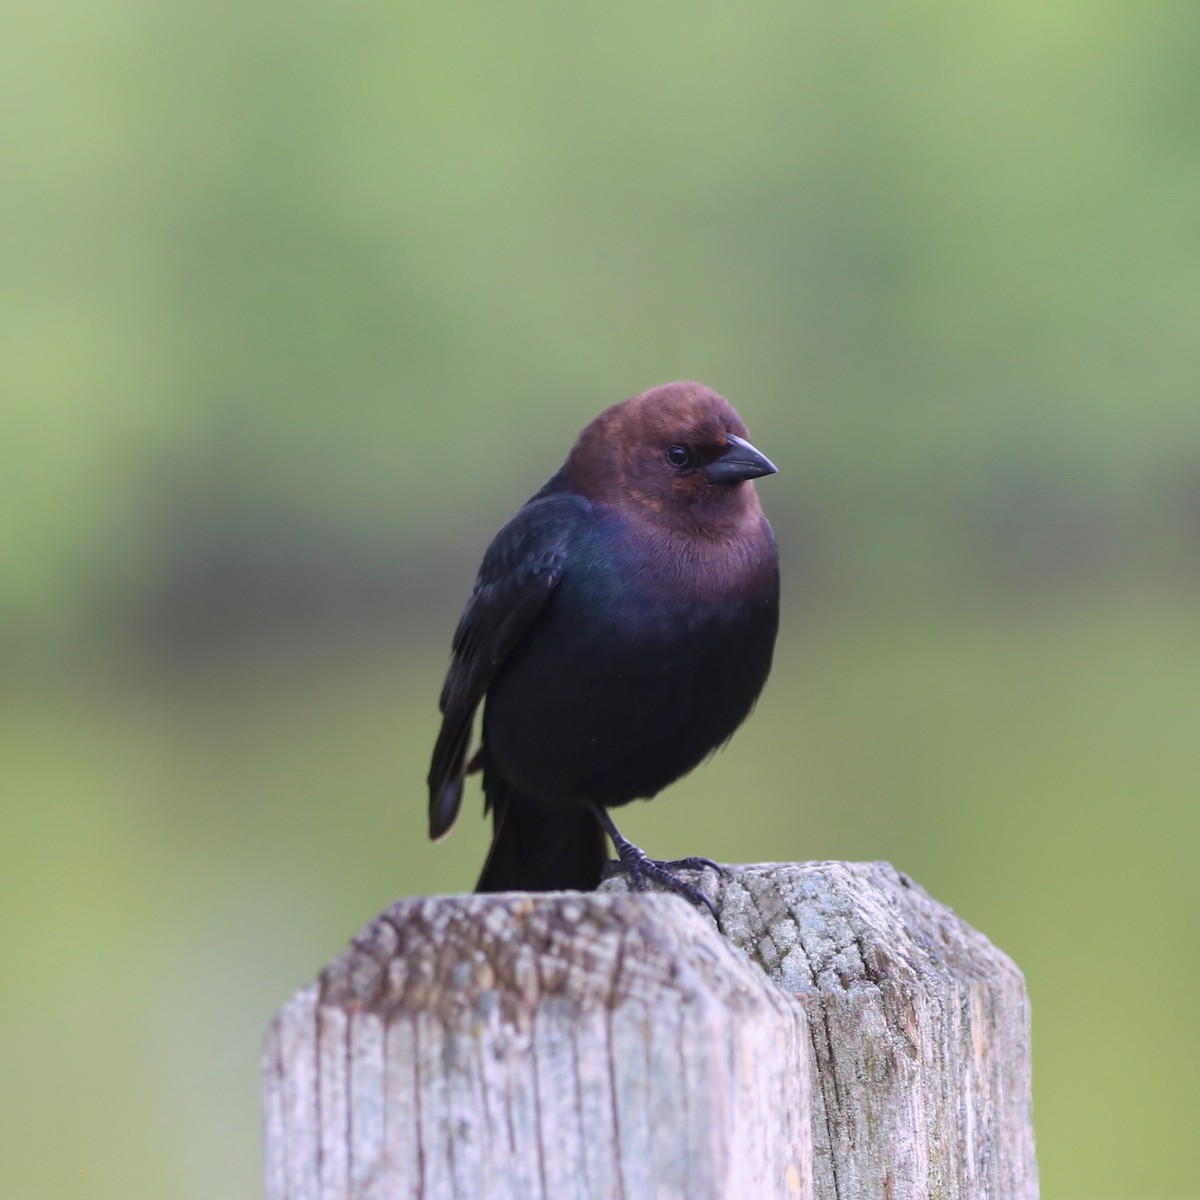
427;381;778;910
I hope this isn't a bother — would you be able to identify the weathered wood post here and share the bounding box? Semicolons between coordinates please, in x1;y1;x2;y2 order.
263;862;1037;1200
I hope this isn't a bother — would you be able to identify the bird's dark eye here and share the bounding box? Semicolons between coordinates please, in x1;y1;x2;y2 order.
665;444;692;468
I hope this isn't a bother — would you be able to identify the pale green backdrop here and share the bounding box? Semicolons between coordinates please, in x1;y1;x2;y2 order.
3;3;1199;1198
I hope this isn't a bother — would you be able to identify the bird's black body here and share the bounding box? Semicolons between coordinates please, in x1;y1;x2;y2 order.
483;473;777;809
428;382;779;895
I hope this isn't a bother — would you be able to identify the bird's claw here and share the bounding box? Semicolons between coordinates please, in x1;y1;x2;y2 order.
592;806;723;919
628;859;721;920
654;855;727;876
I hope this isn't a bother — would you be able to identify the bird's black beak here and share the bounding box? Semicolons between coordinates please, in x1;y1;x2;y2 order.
706;433;778;484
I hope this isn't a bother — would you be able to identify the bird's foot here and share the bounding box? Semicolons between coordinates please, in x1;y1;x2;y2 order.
592;807;722;920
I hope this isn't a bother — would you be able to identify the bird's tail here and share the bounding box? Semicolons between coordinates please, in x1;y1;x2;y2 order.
476;768;608;893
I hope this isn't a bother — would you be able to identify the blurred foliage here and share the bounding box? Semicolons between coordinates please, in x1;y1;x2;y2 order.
2;2;1199;1198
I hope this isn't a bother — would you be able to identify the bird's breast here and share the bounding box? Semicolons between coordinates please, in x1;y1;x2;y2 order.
577;507;777;614
482;508;779;806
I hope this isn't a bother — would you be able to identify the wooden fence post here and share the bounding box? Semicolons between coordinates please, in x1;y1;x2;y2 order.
263;862;1037;1199
263;891;812;1200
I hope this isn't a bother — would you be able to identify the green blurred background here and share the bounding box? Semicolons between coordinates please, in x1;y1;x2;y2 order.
3;2;1198;1197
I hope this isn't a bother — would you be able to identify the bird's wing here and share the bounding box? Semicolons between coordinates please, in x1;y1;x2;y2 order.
427;491;588;839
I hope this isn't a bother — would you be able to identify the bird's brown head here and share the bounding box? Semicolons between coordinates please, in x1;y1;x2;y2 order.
566;382;777;534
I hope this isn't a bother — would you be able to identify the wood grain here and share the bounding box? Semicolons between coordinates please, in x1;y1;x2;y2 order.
603;861;1038;1199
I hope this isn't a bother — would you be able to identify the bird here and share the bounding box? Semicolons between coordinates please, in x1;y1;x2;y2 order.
427;380;779;911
